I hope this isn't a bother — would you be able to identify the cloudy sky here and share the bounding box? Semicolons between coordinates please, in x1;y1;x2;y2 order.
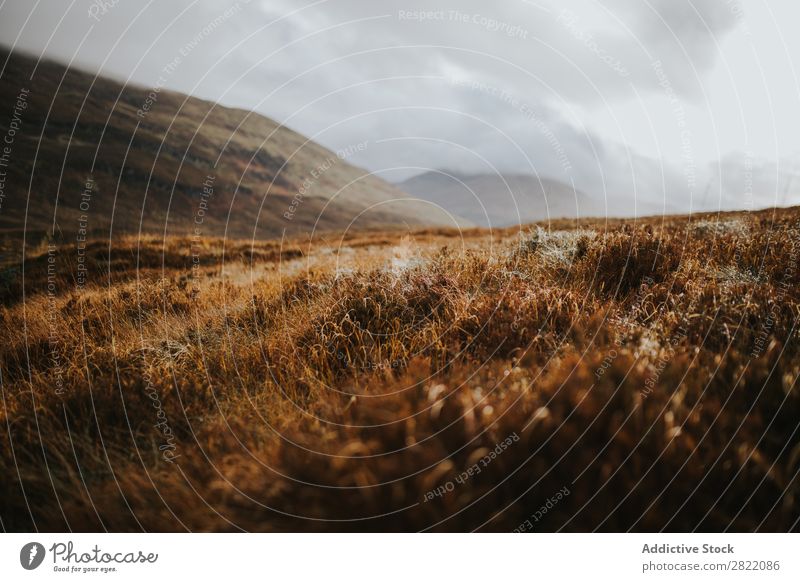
2;0;799;213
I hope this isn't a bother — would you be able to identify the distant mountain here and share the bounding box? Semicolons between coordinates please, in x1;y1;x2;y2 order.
0;49;456;243
399;171;606;227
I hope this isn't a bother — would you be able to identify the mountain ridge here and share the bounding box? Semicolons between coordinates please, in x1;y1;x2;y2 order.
0;48;456;246
399;170;598;227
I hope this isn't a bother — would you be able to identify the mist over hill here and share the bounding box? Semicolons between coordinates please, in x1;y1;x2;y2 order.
399;171;671;227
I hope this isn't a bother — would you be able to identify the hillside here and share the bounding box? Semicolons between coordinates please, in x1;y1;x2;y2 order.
400;171;672;227
399;171;597;227
1;207;798;531
0;49;455;251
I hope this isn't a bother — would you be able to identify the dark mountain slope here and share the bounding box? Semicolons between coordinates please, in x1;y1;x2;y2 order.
0;48;454;248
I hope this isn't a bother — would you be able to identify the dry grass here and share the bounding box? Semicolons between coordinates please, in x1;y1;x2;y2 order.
1;208;799;532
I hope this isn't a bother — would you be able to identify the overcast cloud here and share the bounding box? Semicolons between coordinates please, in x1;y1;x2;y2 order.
2;0;799;213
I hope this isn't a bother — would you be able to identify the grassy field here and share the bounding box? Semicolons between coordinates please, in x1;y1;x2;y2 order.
1;207;799;532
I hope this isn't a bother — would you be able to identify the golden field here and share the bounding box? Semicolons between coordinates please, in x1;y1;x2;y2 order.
1;208;799;531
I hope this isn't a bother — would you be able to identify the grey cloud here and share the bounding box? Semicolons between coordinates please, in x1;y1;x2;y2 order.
1;0;791;215
599;0;740;95
713;153;800;210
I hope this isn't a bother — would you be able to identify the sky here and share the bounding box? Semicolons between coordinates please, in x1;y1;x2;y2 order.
1;0;799;214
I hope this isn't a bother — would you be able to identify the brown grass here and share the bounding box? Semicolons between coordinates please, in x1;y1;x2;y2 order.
1;208;799;531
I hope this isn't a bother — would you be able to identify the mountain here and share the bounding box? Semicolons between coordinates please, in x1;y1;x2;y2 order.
399;171;606;227
0;48;456;244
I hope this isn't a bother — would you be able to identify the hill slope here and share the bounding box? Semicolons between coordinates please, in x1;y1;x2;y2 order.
399;171;600;227
0;49;455;246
